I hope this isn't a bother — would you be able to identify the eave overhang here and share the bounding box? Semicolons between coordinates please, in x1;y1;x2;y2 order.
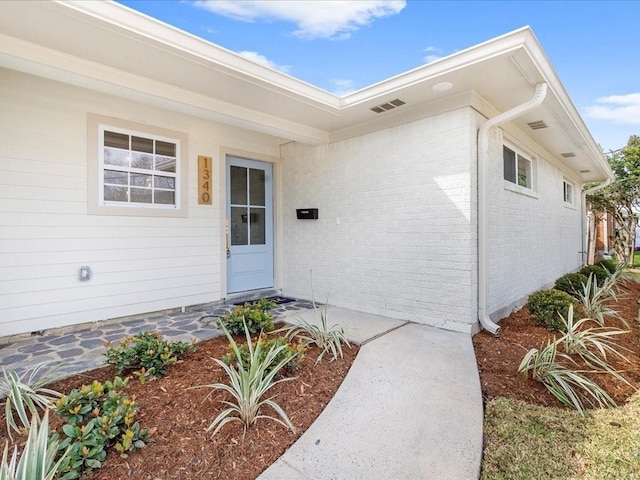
0;0;612;183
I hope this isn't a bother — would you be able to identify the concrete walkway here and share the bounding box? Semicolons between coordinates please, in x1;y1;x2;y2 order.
259;306;483;480
0;302;483;479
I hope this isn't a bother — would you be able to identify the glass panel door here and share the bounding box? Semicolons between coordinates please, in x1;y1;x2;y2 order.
229;166;266;246
226;157;273;293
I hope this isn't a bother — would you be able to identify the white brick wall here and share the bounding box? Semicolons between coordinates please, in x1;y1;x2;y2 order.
483;114;583;320
279;108;477;333
280;107;584;333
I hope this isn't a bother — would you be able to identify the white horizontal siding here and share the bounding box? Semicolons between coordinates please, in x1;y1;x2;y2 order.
3;273;218;310
1;185;86;202
0;198;87;215
0;68;280;337
0;245;215;268
0;236;212;253
0;255;217;284
1;170;86;190
1;263;216;295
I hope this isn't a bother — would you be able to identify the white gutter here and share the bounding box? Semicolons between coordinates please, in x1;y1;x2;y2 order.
477;82;548;335
582;178;613;264
603;208;609;253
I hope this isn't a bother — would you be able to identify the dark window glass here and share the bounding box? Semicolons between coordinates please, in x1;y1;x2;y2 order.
503;146;516;183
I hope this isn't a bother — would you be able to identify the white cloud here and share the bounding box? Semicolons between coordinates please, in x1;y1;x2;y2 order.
584;93;640;125
237;51;292;74
423;46;444;64
193;0;406;39
330;78;357;96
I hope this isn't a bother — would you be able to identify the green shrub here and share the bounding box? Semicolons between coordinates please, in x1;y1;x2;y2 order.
52;377;152;479
104;331;194;382
252;298;277;311
218;303;275;335
596;258;617;274
554;273;589;297
222;335;305;373
579;265;609;285
526;289;578;332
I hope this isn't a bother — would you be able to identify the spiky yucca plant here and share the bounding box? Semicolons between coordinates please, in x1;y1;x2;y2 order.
281;306;350;363
0;363;61;439
577;273;623;327
558;305;632;386
0;410;67;480
518;339;616;416
192;321;297;436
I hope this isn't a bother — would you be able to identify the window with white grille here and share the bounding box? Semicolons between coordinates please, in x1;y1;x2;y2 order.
100;126;180;209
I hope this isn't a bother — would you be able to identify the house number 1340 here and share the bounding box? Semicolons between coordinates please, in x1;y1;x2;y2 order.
198;155;213;205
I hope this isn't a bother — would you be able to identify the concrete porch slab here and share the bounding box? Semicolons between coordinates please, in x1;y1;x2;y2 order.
279;305;408;345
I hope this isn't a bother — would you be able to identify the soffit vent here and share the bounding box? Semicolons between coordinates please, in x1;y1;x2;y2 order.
561;152;576;158
580;169;591;173
370;99;406;114
527;120;548;130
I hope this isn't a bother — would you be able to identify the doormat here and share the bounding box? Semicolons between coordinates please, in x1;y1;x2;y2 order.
233;296;296;306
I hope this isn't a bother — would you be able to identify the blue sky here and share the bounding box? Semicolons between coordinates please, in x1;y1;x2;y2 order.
119;0;640;152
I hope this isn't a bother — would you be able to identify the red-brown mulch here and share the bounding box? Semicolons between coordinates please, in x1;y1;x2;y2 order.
0;334;358;480
4;280;638;478
473;279;640;408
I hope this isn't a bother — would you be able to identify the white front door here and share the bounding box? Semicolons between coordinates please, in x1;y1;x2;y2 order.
226;156;274;293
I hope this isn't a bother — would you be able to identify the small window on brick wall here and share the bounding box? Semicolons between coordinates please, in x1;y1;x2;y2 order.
503;145;532;189
563;179;574;204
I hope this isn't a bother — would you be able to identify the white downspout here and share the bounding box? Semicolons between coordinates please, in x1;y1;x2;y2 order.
603;208;608;253
477;82;548;335
582;178;612;264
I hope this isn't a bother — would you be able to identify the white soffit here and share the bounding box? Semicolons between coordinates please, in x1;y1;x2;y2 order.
0;0;611;181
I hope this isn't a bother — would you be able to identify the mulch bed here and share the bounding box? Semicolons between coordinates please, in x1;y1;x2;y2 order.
473;279;640;408
0;334;358;480
5;280;638;478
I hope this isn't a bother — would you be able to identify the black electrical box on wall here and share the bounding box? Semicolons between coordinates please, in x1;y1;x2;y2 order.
296;208;319;219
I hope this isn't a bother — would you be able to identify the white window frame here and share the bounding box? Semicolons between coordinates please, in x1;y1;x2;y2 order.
503;145;533;189
88;114;188;217
502;142;538;198
99;125;180;209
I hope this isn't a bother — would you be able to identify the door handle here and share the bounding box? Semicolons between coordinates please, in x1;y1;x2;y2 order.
226;219;231;257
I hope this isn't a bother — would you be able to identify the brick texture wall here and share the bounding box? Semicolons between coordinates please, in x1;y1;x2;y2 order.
482;112;583;320
279;108;477;333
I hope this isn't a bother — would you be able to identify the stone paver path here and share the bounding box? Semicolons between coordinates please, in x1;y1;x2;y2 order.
0;298;315;378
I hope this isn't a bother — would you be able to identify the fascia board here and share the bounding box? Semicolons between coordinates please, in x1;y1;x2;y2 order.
519;32;613;181
37;4;542;118
0;34;329;145
55;0;341;110
340;27;532;107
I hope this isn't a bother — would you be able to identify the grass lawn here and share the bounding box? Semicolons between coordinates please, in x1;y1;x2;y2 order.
479;268;640;479
482;392;640;479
